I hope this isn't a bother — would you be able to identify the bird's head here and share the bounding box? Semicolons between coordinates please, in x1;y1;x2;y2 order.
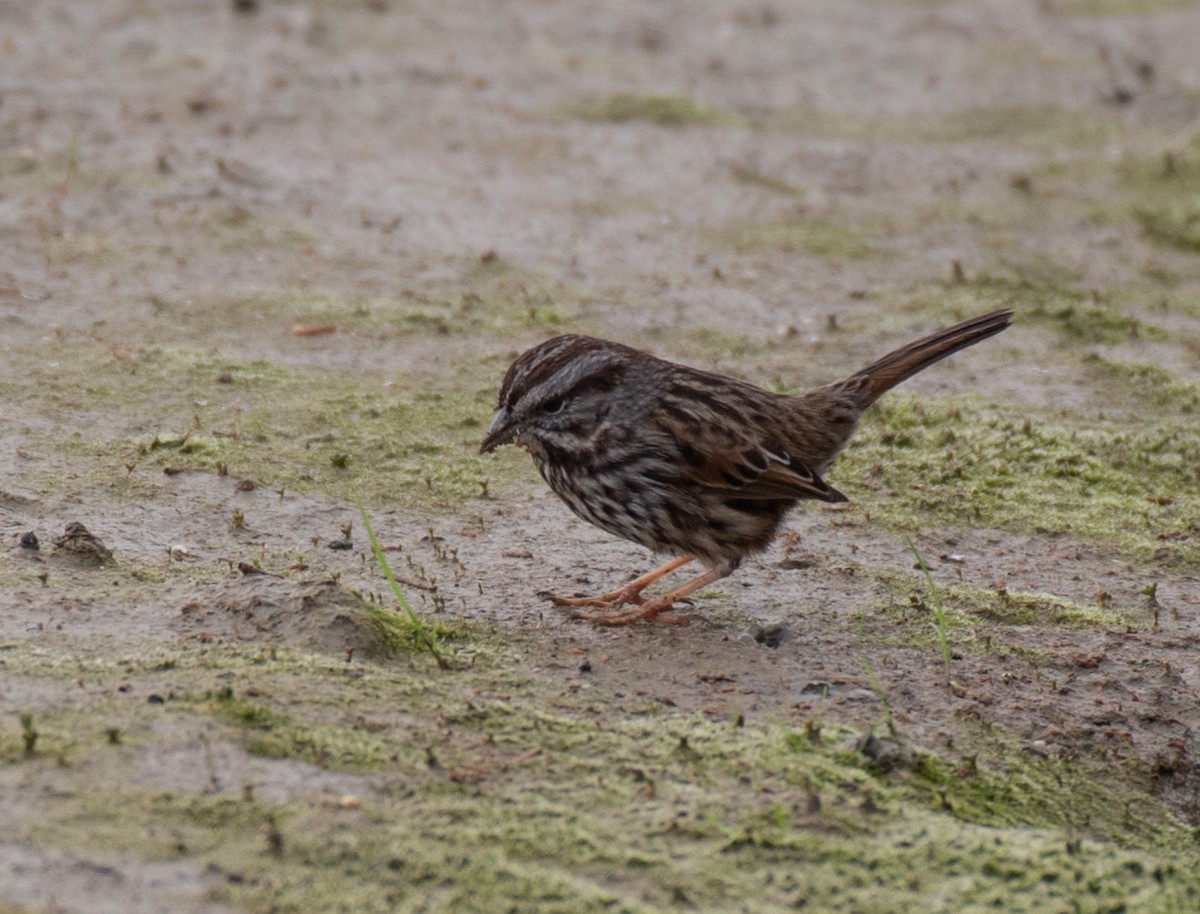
480;335;633;458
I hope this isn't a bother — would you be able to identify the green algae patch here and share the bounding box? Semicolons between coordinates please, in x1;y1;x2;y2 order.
571;93;739;128
10;658;1200;913
1084;354;1200;413
6;633;1200;913
2;263;593;514
0;707;107;764
1110;137;1200;253
836;398;1199;567
356;605;502;668
906;578;1138;635
722;217;872;260
0;142;166;193
1051;0;1193;15
7;341;506;510
873;554;1143;637
868;570;1139;655
729;164;806;197
576;96;1130;152
206;687;393;769
1135;198;1200;253
913;273;1166;344
917;105;1113;147
904;735;1193;855
164;203;316;253
775;103;1121;151
233;263;580;338
358;604;455;659
963;586;1138;630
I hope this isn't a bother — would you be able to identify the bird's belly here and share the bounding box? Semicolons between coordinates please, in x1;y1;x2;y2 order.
535;457;788;568
539;462;660;549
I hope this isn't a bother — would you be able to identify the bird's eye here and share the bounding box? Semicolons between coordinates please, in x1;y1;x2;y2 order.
542;396;566;415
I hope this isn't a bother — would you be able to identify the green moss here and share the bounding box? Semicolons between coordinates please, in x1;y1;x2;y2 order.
571;93;738;127
6;341;511;510
205;688;392;769
235;267;577;337
926;105;1112;145
842;572;1136;667
721;217;872;259
866;577;976;642
359;605;470;660
1013;282;1149;342
27;790;276;863
0;144;165;192
950;584;1137;630
1136;199;1200;253
1111;138;1200;252
897;580;1130;632
168;204;315;251
1050;0;1192;15
775;104;1120;151
1084;355;1200;413
837;398;1199;567
46;232;152;267
10;665;1200;913
729;165;805;197
906;734;1184;850
5;628;1199;912
918;272;1166;343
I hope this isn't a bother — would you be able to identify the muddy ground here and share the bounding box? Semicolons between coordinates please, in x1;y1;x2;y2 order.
2;1;1200;912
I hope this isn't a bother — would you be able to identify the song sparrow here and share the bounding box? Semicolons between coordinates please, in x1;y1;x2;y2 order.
481;309;1012;625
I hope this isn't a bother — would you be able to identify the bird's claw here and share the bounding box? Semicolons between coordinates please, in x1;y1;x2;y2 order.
539;589;646;609
568;604;691;626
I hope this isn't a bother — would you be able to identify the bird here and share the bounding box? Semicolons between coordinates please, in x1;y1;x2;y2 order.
53;522;116;565
480;309;1012;625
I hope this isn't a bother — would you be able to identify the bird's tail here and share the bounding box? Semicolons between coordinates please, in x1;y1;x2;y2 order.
847;309;1013;408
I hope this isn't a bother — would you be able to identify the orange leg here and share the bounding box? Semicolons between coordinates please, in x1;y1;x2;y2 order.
546;555;695;609
569;566;729;627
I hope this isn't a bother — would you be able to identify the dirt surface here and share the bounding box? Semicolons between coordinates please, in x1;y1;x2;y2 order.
3;1;1200;911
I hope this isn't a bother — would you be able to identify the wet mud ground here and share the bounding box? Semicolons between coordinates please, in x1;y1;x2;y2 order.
2;1;1200;911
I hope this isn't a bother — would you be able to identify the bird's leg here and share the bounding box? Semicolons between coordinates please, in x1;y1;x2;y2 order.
545;555;694;609
570;566;728;626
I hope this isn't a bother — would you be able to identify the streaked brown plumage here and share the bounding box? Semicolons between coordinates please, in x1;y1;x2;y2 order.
481;310;1012;625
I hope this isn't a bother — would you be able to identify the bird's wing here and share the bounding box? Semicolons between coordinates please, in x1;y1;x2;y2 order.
675;434;848;504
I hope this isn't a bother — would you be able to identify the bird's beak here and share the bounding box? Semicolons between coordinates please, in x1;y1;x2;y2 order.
480;407;517;454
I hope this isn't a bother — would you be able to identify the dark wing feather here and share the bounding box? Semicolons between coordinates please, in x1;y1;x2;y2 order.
677;437;848;504
645;369;850;505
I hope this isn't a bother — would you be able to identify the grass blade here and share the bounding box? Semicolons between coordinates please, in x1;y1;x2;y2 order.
357;497;449;668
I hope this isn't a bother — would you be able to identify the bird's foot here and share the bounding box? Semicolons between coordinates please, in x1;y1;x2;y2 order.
568;596;691;627
568;564;727;627
539;586;647;609
539;556;696;611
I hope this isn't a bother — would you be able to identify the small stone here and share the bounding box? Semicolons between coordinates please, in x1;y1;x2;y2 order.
857;733;915;772
752;623;790;648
